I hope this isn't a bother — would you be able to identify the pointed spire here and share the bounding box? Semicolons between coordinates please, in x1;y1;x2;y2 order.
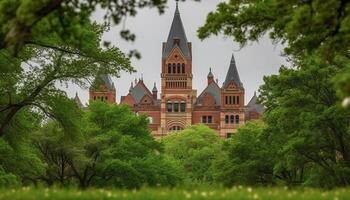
162;1;190;58
207;67;214;77
129;82;134;92
152;82;158;92
175;0;179;15
223;54;243;88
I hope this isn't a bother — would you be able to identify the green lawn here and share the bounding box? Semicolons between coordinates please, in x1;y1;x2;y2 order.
0;187;349;200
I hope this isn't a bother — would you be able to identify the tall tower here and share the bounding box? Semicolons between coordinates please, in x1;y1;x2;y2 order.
220;54;245;137
160;1;196;134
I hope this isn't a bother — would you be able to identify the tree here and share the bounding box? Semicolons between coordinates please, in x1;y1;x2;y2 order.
0;23;133;137
198;0;350;104
211;121;277;186
198;0;350;187
162;124;221;184
0;0;169;55
34;101;183;188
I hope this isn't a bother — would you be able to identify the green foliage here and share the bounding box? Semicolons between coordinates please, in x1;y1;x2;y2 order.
33;101;182;189
212;121;276;186
162;124;221;184
0;167;19;187
198;0;350;187
198;0;350;103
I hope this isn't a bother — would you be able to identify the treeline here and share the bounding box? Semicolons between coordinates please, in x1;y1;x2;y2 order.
1;100;349;188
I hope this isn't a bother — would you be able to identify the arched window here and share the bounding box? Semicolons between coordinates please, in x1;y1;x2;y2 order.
168;63;171;73
236;96;240;104
180;101;186;112
177;63;181;73
182;63;185;73
174;101;179;112
233;96;236;104
230;115;234;124
172;63;176;74
235;115;240;124
225;115;229;124
167;101;172;112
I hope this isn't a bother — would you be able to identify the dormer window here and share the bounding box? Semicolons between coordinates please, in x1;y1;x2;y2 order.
173;38;180;46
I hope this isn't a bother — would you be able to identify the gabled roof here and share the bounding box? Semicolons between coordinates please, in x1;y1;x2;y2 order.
162;2;190;58
246;92;265;114
91;74;115;91
223;54;243;88
196;82;221;106
129;80;153;104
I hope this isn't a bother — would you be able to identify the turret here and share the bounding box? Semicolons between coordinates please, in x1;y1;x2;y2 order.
207;67;214;85
152;82;158;99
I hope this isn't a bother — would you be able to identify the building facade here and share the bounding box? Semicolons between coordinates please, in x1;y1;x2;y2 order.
86;3;264;138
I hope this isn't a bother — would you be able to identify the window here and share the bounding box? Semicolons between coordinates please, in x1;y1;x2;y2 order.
225;115;229;124
177;63;181;73
172;64;176;74
174;101;179;112
168;64;171;73
208;116;213;123
202;116;207;123
236;96;240;104
105;96;108;101
225;96;228;104
235;115;240;124
227;133;234;138
180;101;186;112
230;115;234;124
232;96;236;104
94;96;96;100
229;96;232;104
167;101;172;112
169;126;182;131
182;64;185;73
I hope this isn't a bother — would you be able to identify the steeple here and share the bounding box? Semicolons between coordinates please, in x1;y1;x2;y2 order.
223;54;243;88
152;82;158;99
162;1;190;58
129;82;134;92
207;68;214;85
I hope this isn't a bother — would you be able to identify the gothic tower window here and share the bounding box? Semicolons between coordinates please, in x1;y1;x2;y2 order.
230;115;234;124
233;96;236;104
180;101;186;112
225;115;229;124
167;101;172;112
172;63;176;74
168;63;171;73
236;96;240;105
182;63;185;73
177;63;181;73
236;115;240;124
174;101;179;112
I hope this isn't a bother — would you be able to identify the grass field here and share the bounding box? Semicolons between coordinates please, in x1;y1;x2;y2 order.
0;187;349;200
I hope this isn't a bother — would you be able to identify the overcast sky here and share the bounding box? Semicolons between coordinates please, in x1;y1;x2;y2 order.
64;0;287;105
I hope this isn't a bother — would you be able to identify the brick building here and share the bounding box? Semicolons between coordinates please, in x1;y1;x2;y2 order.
86;2;264;138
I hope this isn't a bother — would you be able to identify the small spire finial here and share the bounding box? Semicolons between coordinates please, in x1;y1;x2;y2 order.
175;0;179;14
75;92;78;97
209;67;212;72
